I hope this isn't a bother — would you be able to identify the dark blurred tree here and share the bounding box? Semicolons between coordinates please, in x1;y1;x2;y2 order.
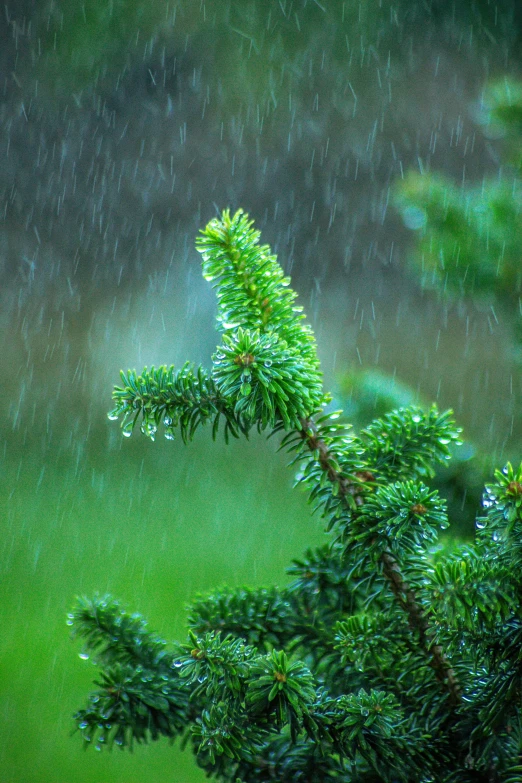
33;0;522;99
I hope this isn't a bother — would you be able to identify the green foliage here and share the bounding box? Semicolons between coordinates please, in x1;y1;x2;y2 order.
69;597;190;750
37;0;167;91
480;78;522;170
314;688;428;780
337;368;419;425
197;210;317;354
110;210;325;437
359;406;461;482
188;585;295;651
356;480;448;551
213;326;323;430
33;0;358;98
246;649;316;740
334;368;485;536
395;171;522;299
200;209;325;429
395;77;522;302
37;0;522;101
108;363;241;443
70;210;522;781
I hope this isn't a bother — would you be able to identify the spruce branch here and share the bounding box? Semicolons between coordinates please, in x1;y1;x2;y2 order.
246;650;317;741
233;734;348;783
314;689;423;779
74;662;190;750
428;547;514;631
174;630;257;702
70;207;522;780
195;209;319;362
188;550;362;688
68;595;170;670
69;597;192;750
188;585;296;651
359;405;462;482
286;543;358;617
295;413;462;705
196;208;326;429
108;362;246;442
379;549;461;704
191;702;268;768
212;327;324;430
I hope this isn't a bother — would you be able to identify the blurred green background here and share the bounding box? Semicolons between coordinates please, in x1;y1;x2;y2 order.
2;1;522;780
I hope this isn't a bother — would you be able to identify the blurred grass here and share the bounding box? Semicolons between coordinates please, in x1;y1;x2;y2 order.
0;426;325;782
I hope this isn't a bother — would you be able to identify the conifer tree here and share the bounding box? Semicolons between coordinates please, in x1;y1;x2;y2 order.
394;77;522;303
70;209;522;782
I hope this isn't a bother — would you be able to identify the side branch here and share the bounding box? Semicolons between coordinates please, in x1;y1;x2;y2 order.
299;416;461;706
380;551;460;704
109;364;248;442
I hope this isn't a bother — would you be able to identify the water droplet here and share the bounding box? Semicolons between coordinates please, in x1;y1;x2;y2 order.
78;721;89;730
401;206;427;230
141;422;157;441
165;430;175;441
107;411;120;421
264;360;272;368
79;652;90;660
412;414;422;423
172;660;183;668
164;416;172;427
